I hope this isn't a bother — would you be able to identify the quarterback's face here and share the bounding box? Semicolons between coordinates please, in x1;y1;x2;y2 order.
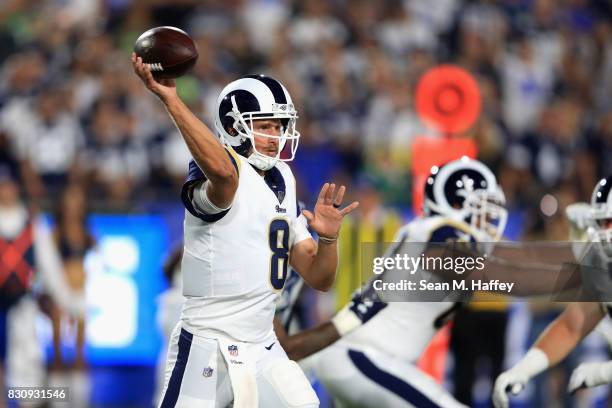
252;119;282;157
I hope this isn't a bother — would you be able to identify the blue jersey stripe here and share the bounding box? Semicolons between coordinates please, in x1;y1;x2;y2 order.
160;328;193;408
348;349;442;408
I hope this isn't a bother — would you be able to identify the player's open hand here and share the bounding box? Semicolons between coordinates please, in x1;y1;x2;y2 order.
131;52;177;103
303;183;359;241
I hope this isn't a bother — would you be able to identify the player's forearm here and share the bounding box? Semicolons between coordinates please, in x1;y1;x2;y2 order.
533;323;581;367
281;322;340;361
486;243;579;296
491;243;575;265
163;95;237;184
482;255;582;296
533;302;604;366
494;316;587;400
430;243;580;296
304;241;338;291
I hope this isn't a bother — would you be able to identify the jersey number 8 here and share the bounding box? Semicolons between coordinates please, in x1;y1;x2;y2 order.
269;219;290;290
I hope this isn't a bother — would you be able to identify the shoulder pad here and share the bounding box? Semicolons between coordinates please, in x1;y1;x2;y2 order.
427;217;480;244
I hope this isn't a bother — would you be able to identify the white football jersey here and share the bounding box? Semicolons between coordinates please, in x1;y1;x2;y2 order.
179;149;311;343
339;216;476;362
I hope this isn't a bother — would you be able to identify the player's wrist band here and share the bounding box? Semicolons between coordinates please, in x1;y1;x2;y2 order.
318;235;338;244
331;307;361;336
513;348;549;378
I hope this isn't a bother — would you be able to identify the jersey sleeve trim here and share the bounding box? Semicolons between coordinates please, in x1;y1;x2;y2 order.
181;181;231;222
225;146;241;174
180;151;239;223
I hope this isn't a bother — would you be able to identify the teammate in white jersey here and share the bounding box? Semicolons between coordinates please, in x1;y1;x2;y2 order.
132;55;358;407
493;175;612;408
275;158;512;407
275;159;581;408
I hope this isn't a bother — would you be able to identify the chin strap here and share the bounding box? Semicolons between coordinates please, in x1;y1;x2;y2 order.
247;150;278;171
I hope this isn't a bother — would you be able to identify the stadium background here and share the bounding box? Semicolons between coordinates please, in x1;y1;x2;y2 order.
0;0;611;406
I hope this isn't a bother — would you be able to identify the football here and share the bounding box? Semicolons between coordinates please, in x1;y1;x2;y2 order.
133;26;198;79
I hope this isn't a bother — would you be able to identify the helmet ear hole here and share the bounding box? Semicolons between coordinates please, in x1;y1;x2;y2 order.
226;126;238;136
233;138;252;157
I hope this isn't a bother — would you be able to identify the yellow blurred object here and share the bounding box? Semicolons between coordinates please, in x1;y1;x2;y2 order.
468;292;509;311
335;211;403;309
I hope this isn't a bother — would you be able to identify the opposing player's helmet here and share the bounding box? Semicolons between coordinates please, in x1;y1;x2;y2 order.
589;175;612;258
214;74;300;171
424;157;507;241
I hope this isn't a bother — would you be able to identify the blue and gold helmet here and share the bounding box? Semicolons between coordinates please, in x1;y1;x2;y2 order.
424;157;507;241
589;175;612;257
214;74;300;171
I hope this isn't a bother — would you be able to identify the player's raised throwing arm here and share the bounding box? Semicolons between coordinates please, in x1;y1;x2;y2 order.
290;183;359;291
131;53;238;208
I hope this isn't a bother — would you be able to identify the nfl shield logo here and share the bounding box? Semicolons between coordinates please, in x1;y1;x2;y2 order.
228;345;238;356
202;367;214;378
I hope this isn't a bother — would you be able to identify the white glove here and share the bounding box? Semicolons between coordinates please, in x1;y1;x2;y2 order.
493;370;528;408
493;349;549;408
565;203;593;230
568;361;612;394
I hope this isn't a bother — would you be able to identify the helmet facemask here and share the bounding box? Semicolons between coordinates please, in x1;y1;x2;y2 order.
589;204;612;261
461;189;508;242
226;95;300;171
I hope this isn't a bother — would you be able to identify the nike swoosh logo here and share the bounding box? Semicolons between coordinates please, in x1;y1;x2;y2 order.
264;342;276;350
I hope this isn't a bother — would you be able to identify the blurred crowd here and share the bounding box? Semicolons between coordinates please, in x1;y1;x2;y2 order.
0;0;610;224
1;1;612;406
